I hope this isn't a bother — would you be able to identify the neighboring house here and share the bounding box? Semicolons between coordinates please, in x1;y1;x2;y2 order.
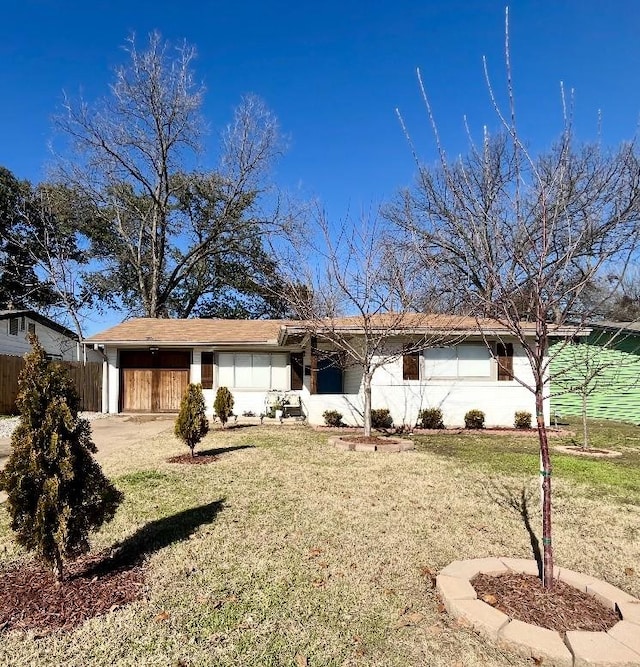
550;321;640;424
0;309;97;362
85;316;577;427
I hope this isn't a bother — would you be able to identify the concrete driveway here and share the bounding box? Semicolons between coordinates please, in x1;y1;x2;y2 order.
0;414;176;472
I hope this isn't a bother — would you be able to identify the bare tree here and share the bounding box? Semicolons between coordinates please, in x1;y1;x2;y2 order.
54;32;285;318
276;210;461;436
8;183;93;341
553;327;640;449
390;10;640;587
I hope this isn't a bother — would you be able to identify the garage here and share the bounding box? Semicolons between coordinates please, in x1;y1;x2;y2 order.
119;349;191;412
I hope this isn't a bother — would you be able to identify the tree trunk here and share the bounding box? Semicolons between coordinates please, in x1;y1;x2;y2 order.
53;549;64;582
581;393;589;449
363;373;372;437
535;390;554;589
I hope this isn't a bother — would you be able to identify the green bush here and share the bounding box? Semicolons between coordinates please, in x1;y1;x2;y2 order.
322;410;343;427
0;335;122;581
371;408;393;429
417;408;444;429
175;383;209;455
464;409;485;429
213;386;235;426
514;411;532;429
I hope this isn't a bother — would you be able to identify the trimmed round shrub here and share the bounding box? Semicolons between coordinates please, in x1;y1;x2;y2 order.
514;411;532;429
417;408;444;429
464;409;485;429
322;410;343;427
371;408;393;429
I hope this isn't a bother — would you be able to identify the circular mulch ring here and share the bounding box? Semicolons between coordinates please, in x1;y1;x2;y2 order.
472;571;619;632
0;553;146;634
555;445;622;458
437;557;640;666
167;453;219;464
328;435;414;452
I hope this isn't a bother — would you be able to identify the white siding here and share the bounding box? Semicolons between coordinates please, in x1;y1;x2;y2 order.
100;337;548;427
0;315;85;361
303;341;548;428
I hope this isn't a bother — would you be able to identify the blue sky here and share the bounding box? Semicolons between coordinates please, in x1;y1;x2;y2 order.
2;1;640;334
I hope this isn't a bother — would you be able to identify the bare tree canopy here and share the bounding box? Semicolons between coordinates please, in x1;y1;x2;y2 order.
54;32;286;319
0;167;62;310
388;11;640;588
276;210;461;435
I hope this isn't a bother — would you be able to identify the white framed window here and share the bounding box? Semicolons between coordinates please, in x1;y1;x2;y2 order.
424;344;491;379
217;352;288;389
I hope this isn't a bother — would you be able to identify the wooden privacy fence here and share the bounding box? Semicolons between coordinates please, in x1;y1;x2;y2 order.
0;354;102;414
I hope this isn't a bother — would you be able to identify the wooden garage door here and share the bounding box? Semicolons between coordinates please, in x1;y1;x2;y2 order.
120;350;190;412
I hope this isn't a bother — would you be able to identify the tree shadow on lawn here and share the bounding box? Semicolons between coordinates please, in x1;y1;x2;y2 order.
78;499;225;579
198;444;255;457
487;481;543;578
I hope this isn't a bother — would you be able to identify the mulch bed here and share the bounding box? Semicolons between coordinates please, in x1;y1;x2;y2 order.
167;453;219;464
341;436;403;445
0;552;147;634
471;572;620;632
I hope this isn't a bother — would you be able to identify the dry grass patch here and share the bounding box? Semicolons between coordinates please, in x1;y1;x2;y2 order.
0;420;637;665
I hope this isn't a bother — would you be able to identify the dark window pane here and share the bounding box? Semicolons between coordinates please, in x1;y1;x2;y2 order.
317;355;343;394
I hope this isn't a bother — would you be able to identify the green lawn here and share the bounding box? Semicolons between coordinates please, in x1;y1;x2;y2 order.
0;419;638;666
413;416;640;505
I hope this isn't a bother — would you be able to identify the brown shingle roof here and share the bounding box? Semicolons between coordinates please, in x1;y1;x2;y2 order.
85;318;292;345
86;314;585;347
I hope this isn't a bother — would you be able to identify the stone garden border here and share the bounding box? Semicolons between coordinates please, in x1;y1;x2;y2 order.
328;435;414;453
436;557;640;666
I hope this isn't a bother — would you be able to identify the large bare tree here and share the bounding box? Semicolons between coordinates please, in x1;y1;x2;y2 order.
54;32;285;318
390;11;640;587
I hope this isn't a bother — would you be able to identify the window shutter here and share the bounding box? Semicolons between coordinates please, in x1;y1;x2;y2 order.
9;318;18;335
201;352;214;389
28;322;35;335
403;353;420;381
496;342;514;381
290;352;304;390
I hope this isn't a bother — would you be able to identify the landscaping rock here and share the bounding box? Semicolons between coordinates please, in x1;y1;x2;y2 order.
499;619;572;667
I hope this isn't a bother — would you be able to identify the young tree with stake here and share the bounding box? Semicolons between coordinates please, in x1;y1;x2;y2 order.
390;10;640;587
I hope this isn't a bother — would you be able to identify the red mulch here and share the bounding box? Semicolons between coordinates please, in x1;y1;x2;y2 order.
167;453;219;464
0;553;147;634
471;572;620;632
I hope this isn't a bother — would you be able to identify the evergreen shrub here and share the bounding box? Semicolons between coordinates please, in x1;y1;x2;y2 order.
371;408;393;429
514;411;532;429
213;386;234;427
464;409;485;429
322;410;343;427
417;408;445;429
0;335;122;580
175;383;209;455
